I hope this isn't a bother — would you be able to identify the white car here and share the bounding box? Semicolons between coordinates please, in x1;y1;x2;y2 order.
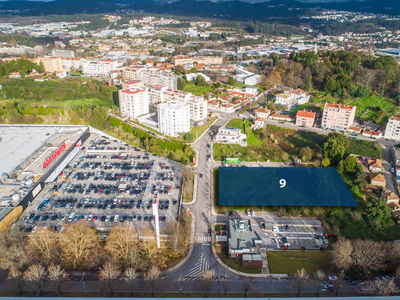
246;210;251;216
323;283;334;289
391;168;395;173
251;210;255;216
329;275;338;281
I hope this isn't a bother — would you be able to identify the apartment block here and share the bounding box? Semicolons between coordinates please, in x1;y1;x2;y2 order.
157;101;190;137
173;55;223;66
124;67;177;89
119;88;150;120
34;56;64;72
186;96;208;121
82;59;123;77
321;103;356;130
62;57;85;71
384;116;400;140
149;85;168;104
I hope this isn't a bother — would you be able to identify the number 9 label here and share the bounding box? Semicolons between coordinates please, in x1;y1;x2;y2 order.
279;179;286;188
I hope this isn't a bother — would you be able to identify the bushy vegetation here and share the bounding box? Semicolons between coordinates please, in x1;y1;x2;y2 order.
0;59;44;76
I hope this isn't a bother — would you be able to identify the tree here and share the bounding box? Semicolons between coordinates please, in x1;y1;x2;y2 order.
60;221;99;268
145;265;160;297
331;237;353;271
229;77;235;86
294;268;309;297
352;240;385;274
322;158;330;168
242;278;252;297
334;270;345;297
322;132;349;165
299;146;312;162
199;269;214;297
195;75;207;86
24;264;46;296
336;160;344;174
163;220;187;255
344;156;357;173
356;162;364;173
0;230;28;270
104;225;141;269
315;270;325;297
123;267;138;296
7;266;23;295
372;278;396;296
220;278;232;297
99;261;120;297
177;77;186;90
27;226;60;265
47;264;68;295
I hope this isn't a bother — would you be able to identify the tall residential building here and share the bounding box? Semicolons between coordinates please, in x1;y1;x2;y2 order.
119;88;150;120
33;56;63;72
384;116;400;140
123;67;177;89
173;55;223;66
52;49;75;58
321;103;356;130
149;85;168;105
186;96;207;121
157;101;190;137
82;59;123;77
62;57;85;71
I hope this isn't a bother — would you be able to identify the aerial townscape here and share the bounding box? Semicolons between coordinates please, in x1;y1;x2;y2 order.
3;0;400;298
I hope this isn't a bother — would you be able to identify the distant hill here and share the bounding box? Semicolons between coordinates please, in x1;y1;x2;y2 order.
1;0;399;19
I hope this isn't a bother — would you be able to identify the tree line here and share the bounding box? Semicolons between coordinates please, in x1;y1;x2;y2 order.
1;212;191;295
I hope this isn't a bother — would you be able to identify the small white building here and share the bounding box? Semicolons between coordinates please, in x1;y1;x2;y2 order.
185;73;211;83
215;126;246;144
251;118;264;130
157;101;190;137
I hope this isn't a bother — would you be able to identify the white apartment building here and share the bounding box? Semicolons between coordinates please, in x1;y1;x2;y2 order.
321;103;356;130
186;96;208;121
119;88;150;120
384;116;400;140
123;67;177;89
149;85;168;105
62;57;85;71
157;101;190;137
82;59;123;77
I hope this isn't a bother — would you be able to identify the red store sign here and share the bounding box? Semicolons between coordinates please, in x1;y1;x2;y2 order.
43;143;66;169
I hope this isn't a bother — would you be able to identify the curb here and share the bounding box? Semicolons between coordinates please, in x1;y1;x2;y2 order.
190;114;221;146
162;212;196;275
210;223;288;279
182;175;197;206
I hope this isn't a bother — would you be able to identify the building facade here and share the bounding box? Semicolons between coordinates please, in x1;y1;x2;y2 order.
124;67;177;89
321;103;356;130
82;59;123;77
119;88;150;120
157;101;190;137
34;56;64;72
295;110;315;127
384;116;400;140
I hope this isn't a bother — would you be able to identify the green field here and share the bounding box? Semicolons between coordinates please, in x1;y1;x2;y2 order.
346;96;398;119
225;118;265;146
290;102;324;116
267;251;331;274
182;81;215;96
345;139;382;158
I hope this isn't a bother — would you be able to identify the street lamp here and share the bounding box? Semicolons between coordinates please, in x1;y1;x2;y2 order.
82;272;87;296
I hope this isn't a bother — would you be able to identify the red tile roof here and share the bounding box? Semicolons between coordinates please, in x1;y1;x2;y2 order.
296;110;315;118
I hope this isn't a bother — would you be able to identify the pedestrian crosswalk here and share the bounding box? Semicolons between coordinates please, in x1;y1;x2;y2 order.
195;235;211;242
181;253;212;281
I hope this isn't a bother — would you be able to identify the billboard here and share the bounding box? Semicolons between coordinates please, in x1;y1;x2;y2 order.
225;158;241;164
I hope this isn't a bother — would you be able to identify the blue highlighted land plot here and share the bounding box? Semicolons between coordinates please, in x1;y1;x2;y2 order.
218;167;359;207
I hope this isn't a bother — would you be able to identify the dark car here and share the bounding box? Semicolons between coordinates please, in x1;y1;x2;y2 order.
347;280;357;285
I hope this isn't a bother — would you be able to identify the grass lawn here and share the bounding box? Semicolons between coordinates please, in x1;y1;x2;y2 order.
290;102;323;116
182;81;215;96
346;96;398;118
226;118;265;146
267;250;331;274
345;139;382;159
226;118;246;133
0;98;112;109
216;246;262;274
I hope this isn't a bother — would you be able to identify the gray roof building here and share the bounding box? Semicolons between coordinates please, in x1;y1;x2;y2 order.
228;219;262;258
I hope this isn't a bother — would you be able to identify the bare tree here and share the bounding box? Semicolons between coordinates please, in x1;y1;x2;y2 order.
294;268;309;297
99;261;120;297
7;266;23;295
123;267;138;296
331;237;353;271
0;230;28;270
163;220;187;255
334;271;345;297
28;225;60;265
104;225;140;269
220;279;232;297
199;269;214;297
47;264;68;295
242;278;252;297
145;265;160;297
372;278;396;296
23;264;46;296
352;240;385;274
315;270;325;297
60;221;99;268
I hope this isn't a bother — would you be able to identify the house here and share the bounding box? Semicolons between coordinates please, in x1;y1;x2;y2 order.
348;127;362;134
253;108;271;119
372;132;383;139
370;173;386;187
290;89;310;105
9;72;21;78
207;101;220;110
243;86;259;95
275;89;310;109
56;71;67;78
269;114;295;122
362;130;374;138
368;158;383;172
382;192;399;204
228;219;262;258
275;93;294;107
251;118;264;130
295;110;315;127
219;104;235;113
218;96;232;103
242;254;262;269
215;126;246;144
146;59;154;67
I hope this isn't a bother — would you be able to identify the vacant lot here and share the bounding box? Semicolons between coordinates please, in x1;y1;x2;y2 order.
267;250;331;274
182;81;215;96
347;96;397;119
345;139;382;159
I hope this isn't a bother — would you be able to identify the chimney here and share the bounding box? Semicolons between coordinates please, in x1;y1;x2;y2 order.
108;73;111;87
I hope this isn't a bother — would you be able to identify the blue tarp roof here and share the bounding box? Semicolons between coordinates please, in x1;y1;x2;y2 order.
218;167;359;207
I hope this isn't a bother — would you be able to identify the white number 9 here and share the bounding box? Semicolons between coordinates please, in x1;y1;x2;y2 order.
279;179;286;188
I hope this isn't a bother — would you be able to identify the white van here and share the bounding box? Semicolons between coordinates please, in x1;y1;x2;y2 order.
114;215;119;222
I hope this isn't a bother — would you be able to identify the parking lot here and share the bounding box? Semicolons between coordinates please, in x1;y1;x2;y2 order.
17;135;183;234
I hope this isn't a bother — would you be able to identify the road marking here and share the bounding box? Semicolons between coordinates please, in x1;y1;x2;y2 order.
202;243;211;246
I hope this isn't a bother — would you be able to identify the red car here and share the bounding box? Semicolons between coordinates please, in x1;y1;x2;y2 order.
92;216;98;221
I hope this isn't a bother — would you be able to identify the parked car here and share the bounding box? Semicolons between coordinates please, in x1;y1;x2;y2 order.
347;280;357;285
323;283;334;289
329;275;338;281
